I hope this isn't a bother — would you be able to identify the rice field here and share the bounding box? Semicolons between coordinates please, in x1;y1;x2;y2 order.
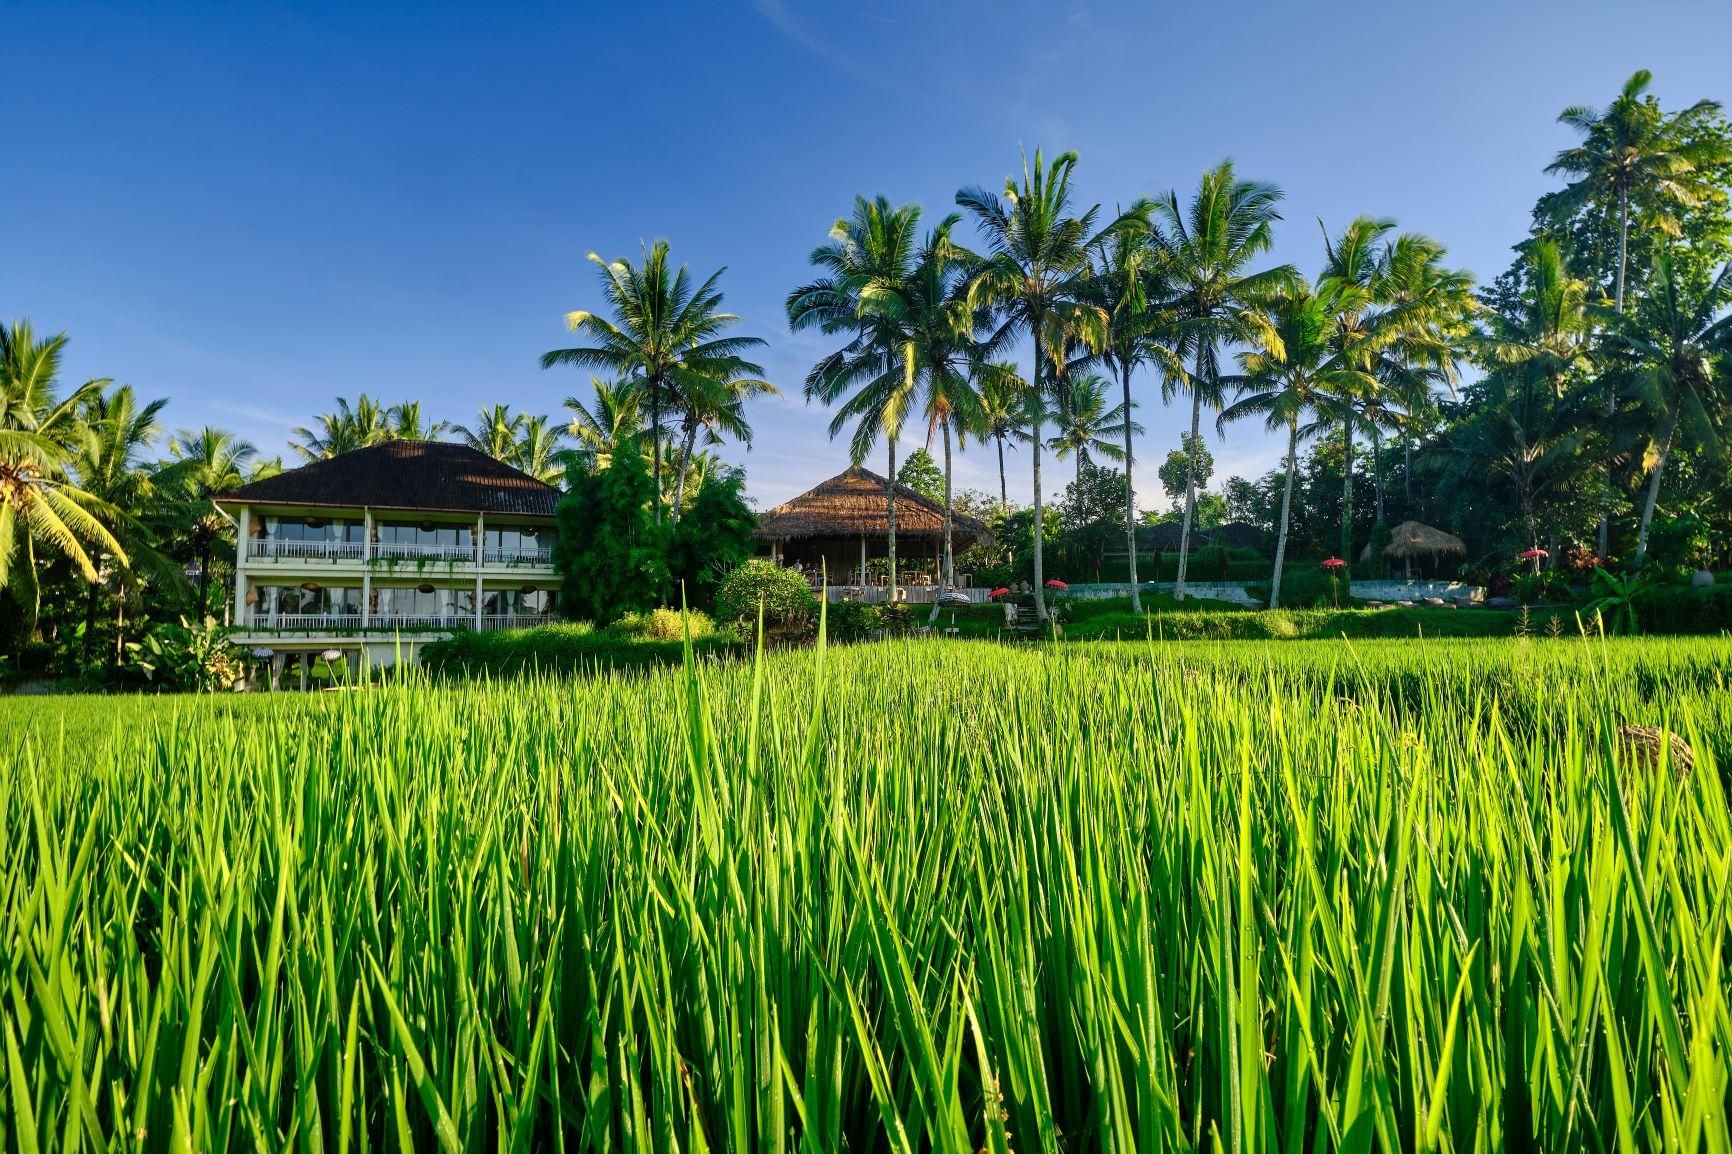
2;633;1730;1152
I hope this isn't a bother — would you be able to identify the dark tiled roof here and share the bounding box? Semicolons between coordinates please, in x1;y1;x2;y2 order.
221;441;560;518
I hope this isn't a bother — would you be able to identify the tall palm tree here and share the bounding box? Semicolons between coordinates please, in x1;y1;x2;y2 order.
509;415;569;485
1599;256;1732;561
1077;227;1180;611
159;427;259;609
456;404;526;462
1047;372;1140;485
564;378;645;471
386;400;447;441
668;369;778;524
0;321;127;623
971;362;1033;514
787;195;924;595
959;149;1139;618
1547;70;1728;314
1218;285;1356;606
544;240;767;525
1474;240;1597;570
289;394;394;461
1154;160;1292;599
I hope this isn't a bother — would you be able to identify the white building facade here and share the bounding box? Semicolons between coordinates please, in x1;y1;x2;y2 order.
217;441;561;686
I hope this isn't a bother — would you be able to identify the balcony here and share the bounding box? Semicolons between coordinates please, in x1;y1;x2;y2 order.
243;612;556;633
244;539;554;568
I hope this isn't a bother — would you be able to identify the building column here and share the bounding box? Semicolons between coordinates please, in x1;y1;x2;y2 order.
232;505;251;626
361;507;373;628
474;513;485;628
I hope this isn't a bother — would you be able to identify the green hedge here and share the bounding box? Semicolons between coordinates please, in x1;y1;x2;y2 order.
1633;585;1732;634
421;623;741;677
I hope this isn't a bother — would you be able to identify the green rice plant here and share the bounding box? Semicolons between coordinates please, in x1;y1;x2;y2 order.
1;634;1730;1151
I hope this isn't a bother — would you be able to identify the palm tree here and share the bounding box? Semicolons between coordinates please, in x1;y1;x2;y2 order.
1473;240;1597;569
564;378;645;471
1077;227;1180;611
669;369;778;524
1047;372;1141;485
159;427;259;609
455;404;526;462
971;363;1033;514
959;150;1140;619
510;414;570;485
1599;256;1732;561
0;321;127;624
1547;70;1729;314
1153;160;1292;599
289;394;394;461
787;195;924;595
1218;285;1353;606
387;400;447;441
543;240;767;525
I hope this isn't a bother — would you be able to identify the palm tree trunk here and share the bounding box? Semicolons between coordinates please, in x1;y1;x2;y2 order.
1120;363;1141;613
1340;416;1355;580
1174;351;1205;601
1634;411;1677;563
885;435;898;601
1371;423;1386;525
83;580;100;661
996;435;1008;514
1030;334;1048;621
1270;421;1299;609
941;419;955;588
1599;189;1631;560
1403;435;1414;511
649;376;664;525
670;419;697;524
198;537;212;609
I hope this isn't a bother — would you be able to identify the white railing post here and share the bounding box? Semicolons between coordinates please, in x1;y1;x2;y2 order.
361;508;373;628
474;513;485;629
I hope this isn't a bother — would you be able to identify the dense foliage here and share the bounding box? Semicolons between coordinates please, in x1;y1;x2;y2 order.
4;636;1731;1149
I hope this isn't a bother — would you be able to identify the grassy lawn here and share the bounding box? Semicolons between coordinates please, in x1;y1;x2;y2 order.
3;635;1730;1149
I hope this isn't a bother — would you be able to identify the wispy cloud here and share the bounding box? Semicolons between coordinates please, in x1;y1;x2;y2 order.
747;0;894;89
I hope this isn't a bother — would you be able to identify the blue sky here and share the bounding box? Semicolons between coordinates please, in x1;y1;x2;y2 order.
5;1;1729;509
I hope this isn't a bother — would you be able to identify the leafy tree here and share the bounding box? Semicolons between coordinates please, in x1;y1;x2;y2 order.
895;448;944;503
787;195;923;594
668;465;757;611
1153;160;1293;597
1058;462;1129;581
386;400;447;441
1157;433;1213;509
456;404;526;462
959;149;1142;618
667;364;777;524
510;414;569;484
553;439;668;624
545;240;768;524
0;321;127;627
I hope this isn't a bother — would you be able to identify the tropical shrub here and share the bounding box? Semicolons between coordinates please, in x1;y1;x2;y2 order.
715;560;816;629
668;467;757;611
1632;583;1732;634
616;607;719;642
554;442;670;624
129;615;245;692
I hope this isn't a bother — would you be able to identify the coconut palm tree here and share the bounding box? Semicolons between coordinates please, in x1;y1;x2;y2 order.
1547;70;1729;314
668;369;779;524
1076;227;1181;611
0;321;127;624
1153;160;1292;599
1047;372;1141;485
454;404;526;463
1218;285;1358;607
958;149;1140;618
1598;255;1732;561
544;240;767;525
158;427;260;610
787;195;924;595
509;415;570;485
290;395;394;461
386;400;448;441
971;362;1034;514
564;378;645;471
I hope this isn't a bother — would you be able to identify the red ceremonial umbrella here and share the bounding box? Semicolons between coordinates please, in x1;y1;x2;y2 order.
988;587;1011;600
1045;579;1070;589
1518;548;1547;560
1320;557;1346;570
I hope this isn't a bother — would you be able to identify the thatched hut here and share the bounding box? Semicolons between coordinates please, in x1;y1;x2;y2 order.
753;466;991;583
1362;520;1466;576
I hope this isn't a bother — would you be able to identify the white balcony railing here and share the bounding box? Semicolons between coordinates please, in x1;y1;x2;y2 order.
246;538;555;567
370;541;477;562
245;612;556;633
482;548;554;567
248;539;366;560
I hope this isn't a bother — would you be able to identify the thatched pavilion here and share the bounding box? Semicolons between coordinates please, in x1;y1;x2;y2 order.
1362;520;1467;576
753;466;992;586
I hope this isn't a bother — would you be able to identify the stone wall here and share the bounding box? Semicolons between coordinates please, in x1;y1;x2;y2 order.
1056;579;1483;608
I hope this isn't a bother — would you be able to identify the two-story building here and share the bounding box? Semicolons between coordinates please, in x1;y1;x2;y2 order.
217;440;561;686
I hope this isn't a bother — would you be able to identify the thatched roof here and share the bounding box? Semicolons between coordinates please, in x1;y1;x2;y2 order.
1362;520;1467;562
754;466;991;545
